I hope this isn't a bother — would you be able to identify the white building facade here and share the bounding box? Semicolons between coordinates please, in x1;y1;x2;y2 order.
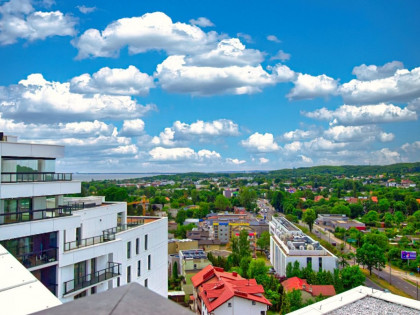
269;216;337;276
0;135;167;302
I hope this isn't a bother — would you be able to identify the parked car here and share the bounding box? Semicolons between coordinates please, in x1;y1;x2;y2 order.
332;242;337;246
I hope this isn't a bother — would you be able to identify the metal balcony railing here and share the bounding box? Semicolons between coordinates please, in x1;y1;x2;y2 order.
1;172;72;183
16;247;58;268
63;262;121;295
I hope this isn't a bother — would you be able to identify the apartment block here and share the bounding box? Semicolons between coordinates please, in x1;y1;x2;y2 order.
269;216;337;276
0;135;167;302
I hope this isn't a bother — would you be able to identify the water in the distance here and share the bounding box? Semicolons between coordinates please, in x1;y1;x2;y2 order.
73;173;162;181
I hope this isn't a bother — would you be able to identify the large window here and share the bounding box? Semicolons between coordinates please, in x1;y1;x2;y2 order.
1;158;55;173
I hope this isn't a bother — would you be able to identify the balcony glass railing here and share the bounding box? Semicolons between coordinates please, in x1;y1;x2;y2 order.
63;262;121;295
0;203;96;225
0;207;73;225
1;172;72;183
64;232;116;251
16;247;58;268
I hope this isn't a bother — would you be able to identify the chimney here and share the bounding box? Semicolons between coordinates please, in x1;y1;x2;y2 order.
232;272;237;277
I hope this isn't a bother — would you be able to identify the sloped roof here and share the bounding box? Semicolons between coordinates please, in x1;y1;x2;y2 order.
282;277;336;297
281;277;308;291
192;266;271;312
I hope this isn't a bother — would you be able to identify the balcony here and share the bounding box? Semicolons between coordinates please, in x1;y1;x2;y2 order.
64;232;116;251
63;262;121;295
0;207;72;225
0;203;96;226
16;247;58;269
1;172;72;183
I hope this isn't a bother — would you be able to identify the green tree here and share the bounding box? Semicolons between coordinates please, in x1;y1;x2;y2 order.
303;208;317;232
172;261;178;279
247;259;269;284
362;210;379;225
340;266;365;289
215;195;231;211
349;203;364;218
257;231;270;252
239;256;252;278
363;232;388;250
378;199;391;212
175;209;187;225
239;187;257;210
356;243;386;275
229;229;251;267
271;191;285;211
331;204;351;217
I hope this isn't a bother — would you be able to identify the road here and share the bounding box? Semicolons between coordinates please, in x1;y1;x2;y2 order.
310;223;420;299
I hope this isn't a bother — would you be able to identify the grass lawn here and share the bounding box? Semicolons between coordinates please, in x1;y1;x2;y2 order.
360;269;412;299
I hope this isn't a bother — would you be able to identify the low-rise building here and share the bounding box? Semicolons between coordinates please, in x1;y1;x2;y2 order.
179;249;211;295
316;214;366;231
269;217;337;276
168;239;199;255
191;265;271;315
281;277;336;301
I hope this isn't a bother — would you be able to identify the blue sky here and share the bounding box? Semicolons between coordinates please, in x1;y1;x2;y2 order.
0;0;419;173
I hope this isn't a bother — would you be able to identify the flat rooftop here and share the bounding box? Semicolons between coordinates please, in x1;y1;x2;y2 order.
180;249;207;259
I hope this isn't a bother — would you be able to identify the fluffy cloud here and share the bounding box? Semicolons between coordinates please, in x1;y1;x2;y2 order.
267;35;281;43
149;147;220;161
0;0;76;45
352;61;404;81
299;155;313;163
282;128;318;141
287;73;338;100
340;67;420;104
156;55;281;95
189;17;214;27
0;74;156;123
226;158;246;165
237;33;253;43
241;132;279;152
119;119;145;137
271;50;291;62
73;12;218;59
70;66;155;96
186;38;264;67
152;119;239;146
104;144;138;155
323;125;394;142
304;103;417;125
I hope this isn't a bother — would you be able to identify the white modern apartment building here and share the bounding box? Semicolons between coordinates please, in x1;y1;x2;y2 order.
269;216;337;276
0;134;167;302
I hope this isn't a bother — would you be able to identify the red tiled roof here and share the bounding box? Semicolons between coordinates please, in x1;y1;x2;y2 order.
281;277;336;297
281;277;308;291
314;196;324;202
371;196;378;203
310;285;336;297
192;266;271;312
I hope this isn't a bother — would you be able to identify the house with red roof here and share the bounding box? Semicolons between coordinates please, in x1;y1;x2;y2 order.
281;277;336;301
191;265;271;315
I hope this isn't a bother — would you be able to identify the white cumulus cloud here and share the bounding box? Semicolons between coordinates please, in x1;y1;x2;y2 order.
303;103;417;125
226;158;246;165
271;50;291;62
0;0;76;45
0;73;156;123
241;132;279;152
352;61;404;81
340;67;420;104
119;119;145;137
266;35;281;43
149;147;221;161
73;12;218;59
70;66;155;96
287;73;338;100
